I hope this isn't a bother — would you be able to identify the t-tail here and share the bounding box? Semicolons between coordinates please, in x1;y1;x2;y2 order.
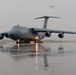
35;16;60;29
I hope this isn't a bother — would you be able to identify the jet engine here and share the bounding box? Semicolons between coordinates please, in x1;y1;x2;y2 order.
45;32;51;37
0;34;4;40
5;33;10;38
58;33;64;38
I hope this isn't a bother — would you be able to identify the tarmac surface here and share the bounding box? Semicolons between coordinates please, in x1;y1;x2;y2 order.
0;40;76;75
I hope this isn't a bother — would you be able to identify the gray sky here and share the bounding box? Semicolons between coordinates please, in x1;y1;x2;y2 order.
0;0;76;40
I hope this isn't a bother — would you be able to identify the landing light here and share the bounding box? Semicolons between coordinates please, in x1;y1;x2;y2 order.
17;39;20;42
35;36;39;40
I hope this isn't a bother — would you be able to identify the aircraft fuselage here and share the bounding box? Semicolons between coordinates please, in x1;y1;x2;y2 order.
9;25;45;42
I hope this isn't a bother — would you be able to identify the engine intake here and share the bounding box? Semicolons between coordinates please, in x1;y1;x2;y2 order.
0;35;4;40
58;33;64;38
45;32;51;37
5;33;10;38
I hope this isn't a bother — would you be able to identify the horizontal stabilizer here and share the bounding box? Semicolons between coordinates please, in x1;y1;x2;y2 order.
35;16;61;19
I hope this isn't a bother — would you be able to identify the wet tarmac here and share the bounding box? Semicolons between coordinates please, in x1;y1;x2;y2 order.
0;40;76;75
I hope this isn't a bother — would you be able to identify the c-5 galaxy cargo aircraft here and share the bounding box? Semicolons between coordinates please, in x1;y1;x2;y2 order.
0;16;76;43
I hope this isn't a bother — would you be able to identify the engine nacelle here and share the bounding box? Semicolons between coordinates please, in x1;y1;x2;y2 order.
58;33;64;38
45;32;51;37
5;33;10;38
0;35;4;40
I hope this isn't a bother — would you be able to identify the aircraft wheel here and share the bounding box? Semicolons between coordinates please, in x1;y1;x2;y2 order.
34;40;39;43
24;41;30;43
16;41;21;44
34;40;43;43
39;41;43;43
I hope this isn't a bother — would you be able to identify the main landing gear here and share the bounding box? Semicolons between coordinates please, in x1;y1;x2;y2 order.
16;40;43;44
16;39;43;44
34;40;43;43
16;41;30;44
16;39;30;44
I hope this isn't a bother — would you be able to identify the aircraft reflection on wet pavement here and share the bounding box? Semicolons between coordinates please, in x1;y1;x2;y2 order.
0;43;75;68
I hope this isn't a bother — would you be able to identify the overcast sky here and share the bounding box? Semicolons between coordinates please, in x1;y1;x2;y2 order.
0;0;76;40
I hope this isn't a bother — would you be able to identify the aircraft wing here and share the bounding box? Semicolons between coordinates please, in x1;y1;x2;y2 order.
32;28;76;34
0;31;9;35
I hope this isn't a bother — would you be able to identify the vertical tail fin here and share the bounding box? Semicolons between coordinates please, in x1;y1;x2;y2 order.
35;16;60;29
